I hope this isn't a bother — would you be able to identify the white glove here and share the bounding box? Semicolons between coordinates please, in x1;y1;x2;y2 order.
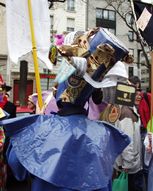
71;57;87;76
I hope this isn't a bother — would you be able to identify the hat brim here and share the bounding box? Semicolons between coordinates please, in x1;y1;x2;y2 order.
2;85;12;92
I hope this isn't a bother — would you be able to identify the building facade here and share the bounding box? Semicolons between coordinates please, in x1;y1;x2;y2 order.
50;0;86;34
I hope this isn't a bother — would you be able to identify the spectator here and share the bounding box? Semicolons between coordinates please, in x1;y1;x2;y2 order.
27;89;59;115
129;75;151;129
27;94;37;114
15;100;20;107
99;79;143;190
0;85;16;119
129;76;151;190
112;86;144;191
0;76;16;191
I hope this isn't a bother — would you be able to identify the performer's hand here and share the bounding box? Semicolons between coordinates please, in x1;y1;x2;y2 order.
122;168;128;173
146;145;152;153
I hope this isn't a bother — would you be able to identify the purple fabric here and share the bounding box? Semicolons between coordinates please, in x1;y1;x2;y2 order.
31;91;59;115
44;96;58;115
86;98;107;120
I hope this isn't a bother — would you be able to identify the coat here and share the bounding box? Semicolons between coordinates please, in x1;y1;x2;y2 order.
3;101;16;118
114;106;142;174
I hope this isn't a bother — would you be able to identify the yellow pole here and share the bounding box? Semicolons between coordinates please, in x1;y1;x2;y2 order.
27;0;43;109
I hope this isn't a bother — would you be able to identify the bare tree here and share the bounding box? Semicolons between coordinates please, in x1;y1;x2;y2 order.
105;0;150;70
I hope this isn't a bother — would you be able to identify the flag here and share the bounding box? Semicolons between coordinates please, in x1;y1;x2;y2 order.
134;1;153;46
6;0;52;70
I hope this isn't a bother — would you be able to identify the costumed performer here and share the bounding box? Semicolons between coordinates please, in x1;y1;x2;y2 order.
1;27;131;191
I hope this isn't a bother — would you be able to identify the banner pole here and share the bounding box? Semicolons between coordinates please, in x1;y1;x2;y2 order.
27;0;43;109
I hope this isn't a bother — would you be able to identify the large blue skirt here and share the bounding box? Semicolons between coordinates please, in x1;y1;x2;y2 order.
148;157;153;191
1;114;130;191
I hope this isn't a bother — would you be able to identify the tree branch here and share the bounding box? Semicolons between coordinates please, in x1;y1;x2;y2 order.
106;0;150;70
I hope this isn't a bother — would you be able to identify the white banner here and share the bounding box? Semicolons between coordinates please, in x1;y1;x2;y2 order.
6;0;52;70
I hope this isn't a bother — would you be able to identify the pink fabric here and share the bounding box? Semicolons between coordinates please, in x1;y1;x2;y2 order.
86;98;107;120
54;34;64;46
44;96;59;115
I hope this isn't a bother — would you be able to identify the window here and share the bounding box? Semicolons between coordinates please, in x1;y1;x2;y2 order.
96;8;102;19
67;0;75;11
0;55;7;66
129;67;134;77
96;9;116;21
103;10;109;19
141;69;145;75
128;31;134;41
129;48;134;56
67;27;74;32
141;69;148;75
50;15;53;30
67;18;75;32
126;13;134;26
43;68;49;74
138;50;146;64
96;8;116;34
109;11;115;21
